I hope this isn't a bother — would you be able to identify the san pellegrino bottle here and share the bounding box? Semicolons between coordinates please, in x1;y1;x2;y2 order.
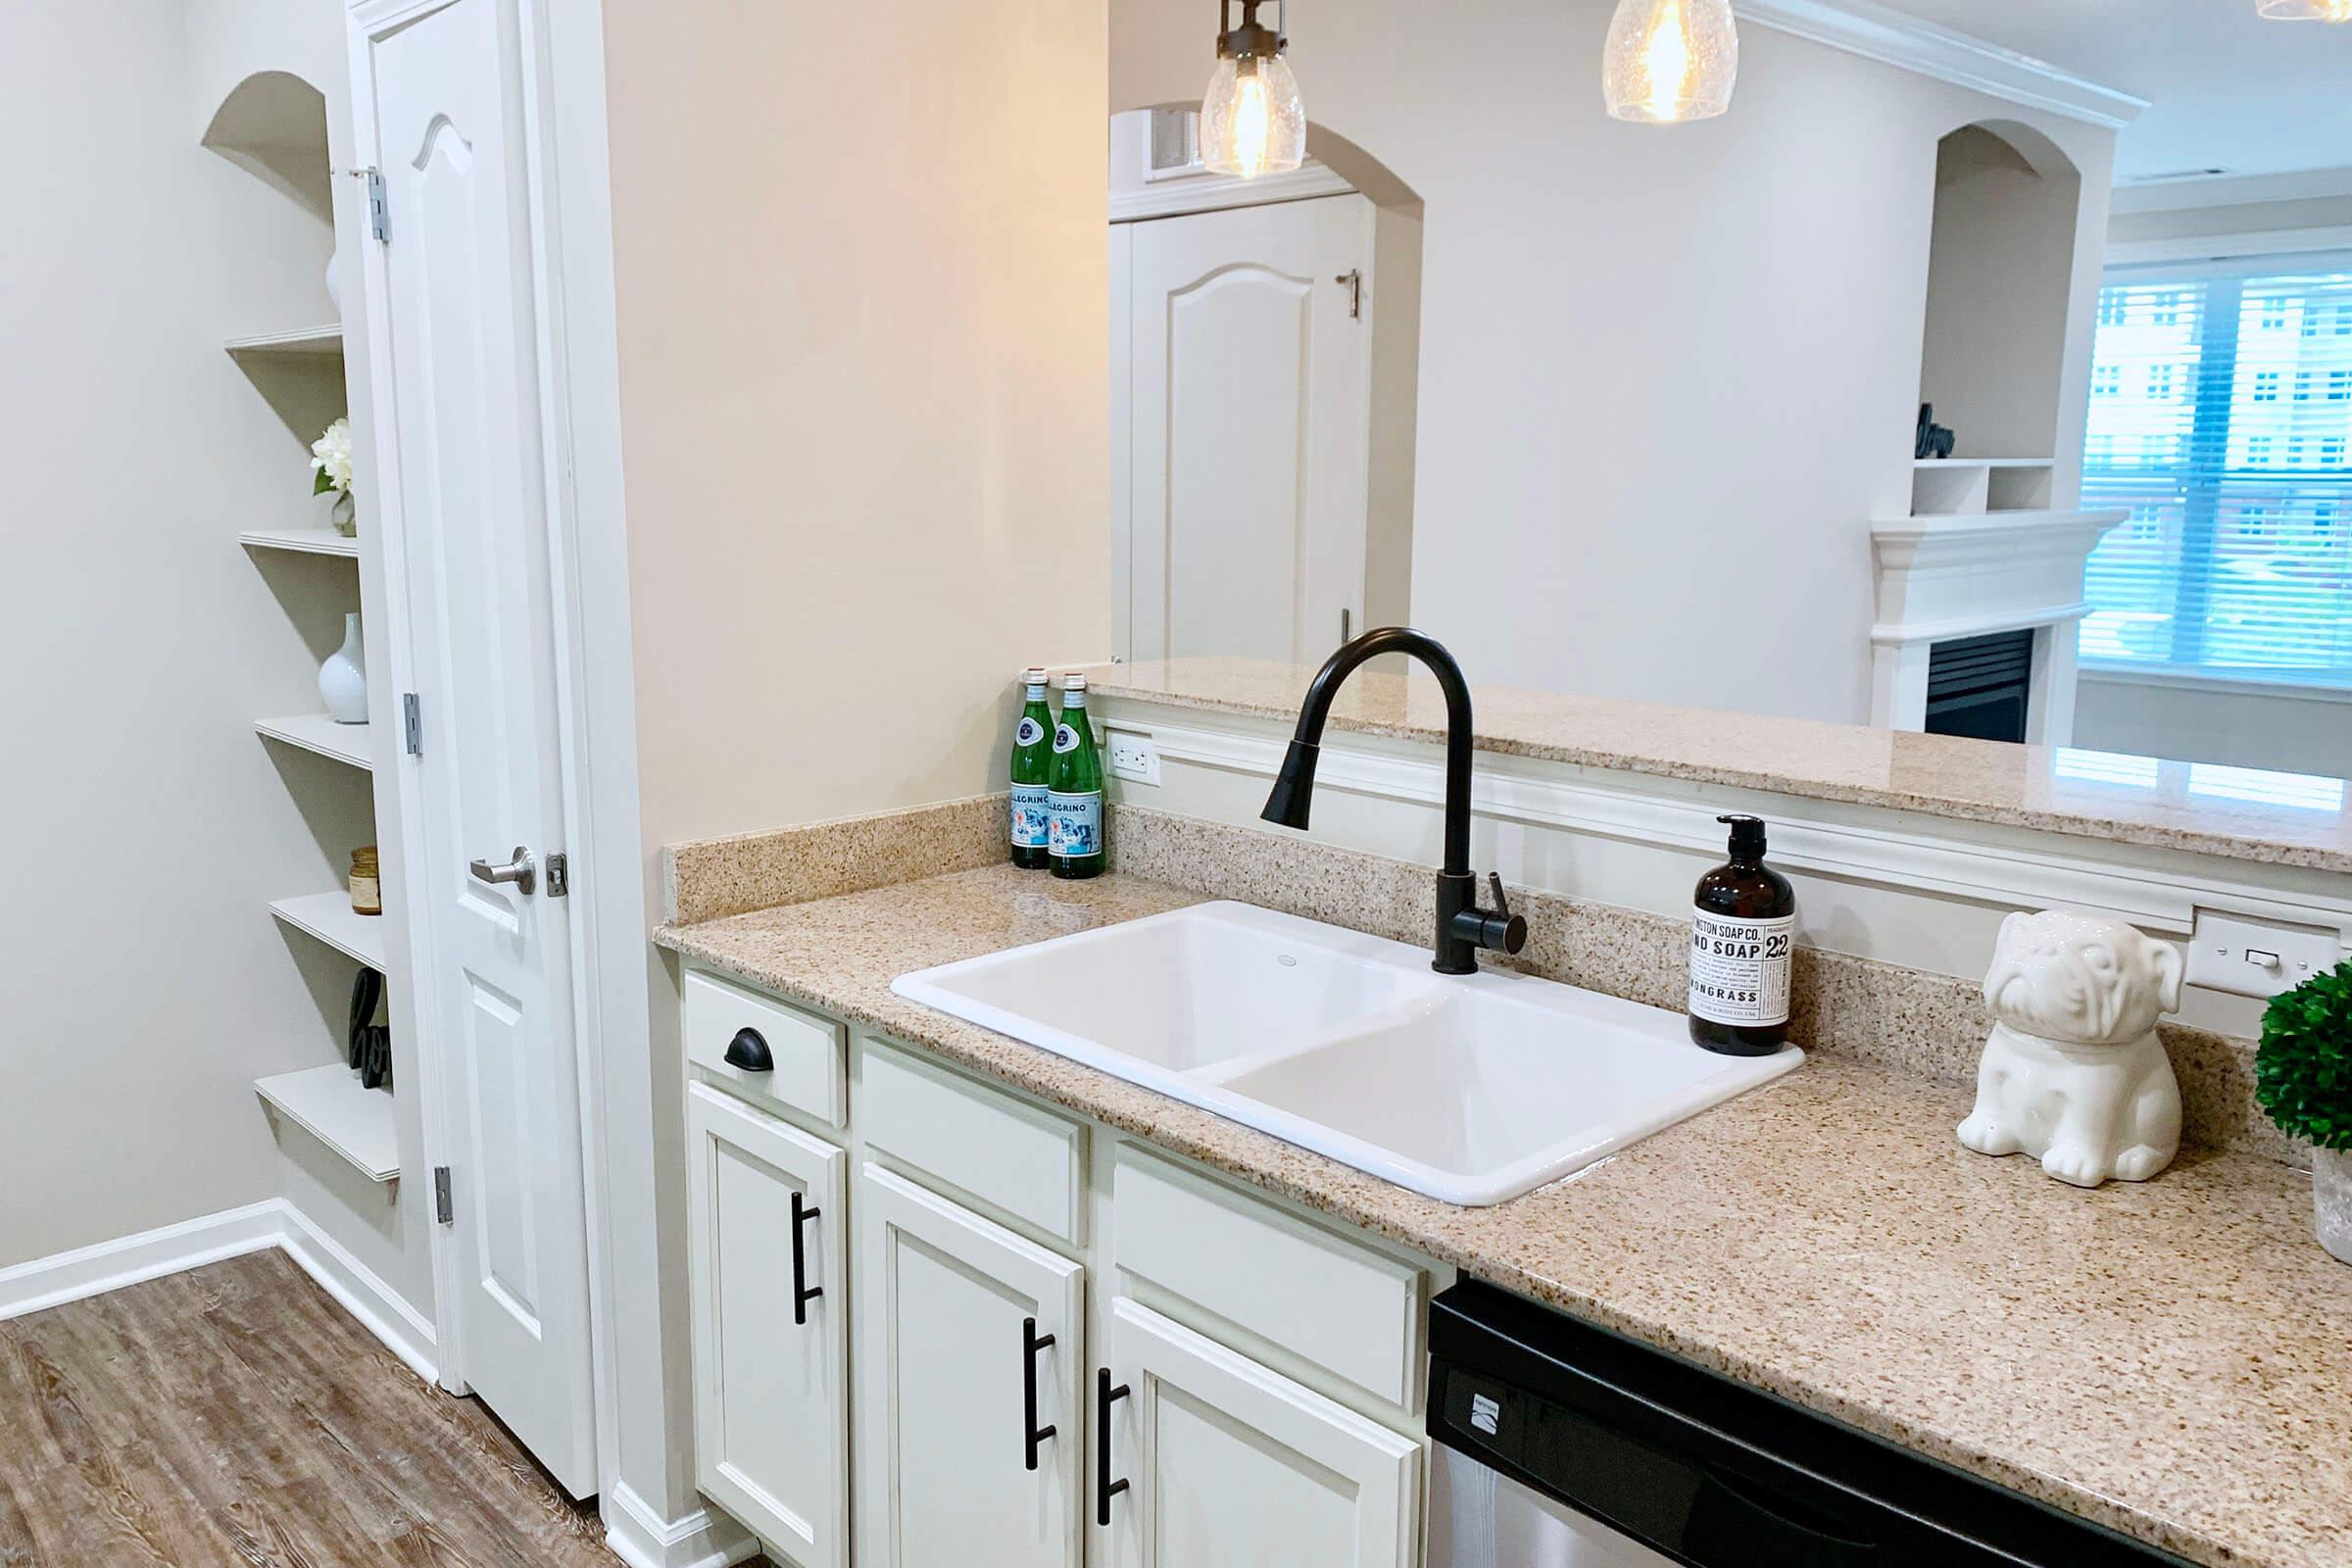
1009;667;1054;869
1047;674;1104;879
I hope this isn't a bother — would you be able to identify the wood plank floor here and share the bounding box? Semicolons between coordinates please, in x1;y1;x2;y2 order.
0;1250;628;1568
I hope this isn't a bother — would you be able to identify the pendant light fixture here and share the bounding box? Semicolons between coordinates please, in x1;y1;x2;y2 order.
2257;0;2352;19
1202;0;1305;179
1602;0;1739;123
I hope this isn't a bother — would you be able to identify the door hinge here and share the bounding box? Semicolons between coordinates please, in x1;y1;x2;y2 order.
403;692;422;757
1335;268;1362;319
364;168;389;242
433;1166;454;1225
546;853;569;898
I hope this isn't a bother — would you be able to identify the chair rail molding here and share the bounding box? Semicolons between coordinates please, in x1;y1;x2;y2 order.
1734;0;2148;128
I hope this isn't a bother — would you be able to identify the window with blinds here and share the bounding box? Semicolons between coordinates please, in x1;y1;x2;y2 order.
2081;259;2352;686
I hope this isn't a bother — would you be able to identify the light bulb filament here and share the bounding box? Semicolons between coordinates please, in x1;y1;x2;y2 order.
1643;0;1691;120
1232;66;1272;179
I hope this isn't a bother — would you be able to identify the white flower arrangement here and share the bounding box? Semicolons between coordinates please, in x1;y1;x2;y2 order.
311;417;355;497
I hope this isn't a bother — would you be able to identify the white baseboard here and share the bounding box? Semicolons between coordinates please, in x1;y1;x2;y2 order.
0;1200;437;1386
603;1482;761;1568
276;1200;439;1383
0;1200;285;1320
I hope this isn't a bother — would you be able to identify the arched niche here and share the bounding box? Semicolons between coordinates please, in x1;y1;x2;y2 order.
203;70;333;223
1917;120;2083;463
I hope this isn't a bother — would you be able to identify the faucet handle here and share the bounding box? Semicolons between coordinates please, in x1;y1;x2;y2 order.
1486;874;1528;956
1488;873;1511;917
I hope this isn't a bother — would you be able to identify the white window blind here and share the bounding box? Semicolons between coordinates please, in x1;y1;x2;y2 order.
2081;258;2352;686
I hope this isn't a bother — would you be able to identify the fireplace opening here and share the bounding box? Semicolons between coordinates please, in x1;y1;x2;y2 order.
1925;629;2035;744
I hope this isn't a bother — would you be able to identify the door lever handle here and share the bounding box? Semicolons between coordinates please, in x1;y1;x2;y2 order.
468;847;536;896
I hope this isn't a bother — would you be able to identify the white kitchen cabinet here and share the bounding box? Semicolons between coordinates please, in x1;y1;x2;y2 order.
856;1162;1088;1568
684;1081;850;1568
1101;1297;1421;1568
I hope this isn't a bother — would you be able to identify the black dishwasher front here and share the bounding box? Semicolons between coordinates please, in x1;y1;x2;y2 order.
1427;1280;2195;1568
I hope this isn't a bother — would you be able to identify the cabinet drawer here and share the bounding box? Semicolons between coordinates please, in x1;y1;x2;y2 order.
860;1040;1086;1245
683;969;847;1128
1113;1147;1426;1410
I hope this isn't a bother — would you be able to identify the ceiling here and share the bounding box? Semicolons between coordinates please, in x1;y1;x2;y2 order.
1865;0;2352;182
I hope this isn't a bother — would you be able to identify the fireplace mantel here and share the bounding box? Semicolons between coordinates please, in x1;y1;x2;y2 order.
1869;508;2124;739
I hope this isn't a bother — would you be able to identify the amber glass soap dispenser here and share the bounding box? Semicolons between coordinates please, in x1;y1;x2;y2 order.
1688;814;1794;1055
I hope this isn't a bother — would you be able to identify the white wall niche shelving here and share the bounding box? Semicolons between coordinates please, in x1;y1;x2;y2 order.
255;1063;398;1184
269;891;388;971
239;525;360;558
256;713;372;770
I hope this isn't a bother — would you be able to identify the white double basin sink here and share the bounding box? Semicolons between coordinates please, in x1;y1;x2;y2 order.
891;901;1801;1206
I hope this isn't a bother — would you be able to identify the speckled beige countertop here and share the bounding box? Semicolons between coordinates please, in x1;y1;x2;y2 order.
658;865;2351;1568
1087;657;2352;875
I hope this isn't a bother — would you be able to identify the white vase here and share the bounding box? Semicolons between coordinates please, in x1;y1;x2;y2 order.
328;488;357;538
2316;1147;2352;1265
319;612;368;724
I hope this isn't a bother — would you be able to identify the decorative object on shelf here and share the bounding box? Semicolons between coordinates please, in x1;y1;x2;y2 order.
2253;958;2352;1263
311;416;356;537
1957;908;2183;1188
349;966;393;1092
1915;402;1957;461
2257;0;2351;20
350;846;381;916
1202;0;1304;179
1603;0;1738;123
319;611;368;724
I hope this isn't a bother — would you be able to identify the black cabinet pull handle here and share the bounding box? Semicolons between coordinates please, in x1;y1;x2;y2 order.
723;1027;773;1072
1023;1317;1057;1472
1096;1368;1130;1525
790;1191;822;1325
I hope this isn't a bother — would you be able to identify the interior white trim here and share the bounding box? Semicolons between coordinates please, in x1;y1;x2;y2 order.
2105;226;2352;267
0;1200;437;1384
2081;666;2352;706
2110;167;2352;217
278;1200;441;1383
1735;0;2147;128
0;1200;285;1322
1109;162;1353;222
602;1482;762;1568
1115;712;2352;941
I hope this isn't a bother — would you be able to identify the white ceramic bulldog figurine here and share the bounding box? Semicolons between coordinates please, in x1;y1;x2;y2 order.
1957;908;2184;1188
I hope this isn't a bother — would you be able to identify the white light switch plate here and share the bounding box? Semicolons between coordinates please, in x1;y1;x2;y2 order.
1104;725;1159;785
2184;909;2343;1000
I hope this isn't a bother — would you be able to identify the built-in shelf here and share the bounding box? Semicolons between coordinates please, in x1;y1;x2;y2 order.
224;323;345;357
1911;457;2058;517
239;525;359;558
270;891;388;971
256;713;372;770
255;1063;398;1183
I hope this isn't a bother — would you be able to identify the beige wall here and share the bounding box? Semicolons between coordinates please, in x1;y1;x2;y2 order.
0;0;369;1271
1112;0;2116;725
600;0;1108;1513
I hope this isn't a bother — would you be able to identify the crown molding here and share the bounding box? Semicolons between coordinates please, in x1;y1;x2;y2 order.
1110;162;1354;223
1735;0;2148;129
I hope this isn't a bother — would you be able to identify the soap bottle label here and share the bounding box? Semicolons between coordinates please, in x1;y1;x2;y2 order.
1689;911;1794;1027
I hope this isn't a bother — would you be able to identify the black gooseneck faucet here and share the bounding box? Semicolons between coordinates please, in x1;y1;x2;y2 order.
1261;627;1527;975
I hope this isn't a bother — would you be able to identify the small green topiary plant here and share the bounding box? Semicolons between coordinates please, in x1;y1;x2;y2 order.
2255;958;2352;1151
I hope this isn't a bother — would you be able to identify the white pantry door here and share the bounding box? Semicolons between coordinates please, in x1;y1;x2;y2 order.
1124;194;1374;664
361;0;597;1497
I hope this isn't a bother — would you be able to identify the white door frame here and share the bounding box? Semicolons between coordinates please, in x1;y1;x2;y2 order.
344;0;651;1516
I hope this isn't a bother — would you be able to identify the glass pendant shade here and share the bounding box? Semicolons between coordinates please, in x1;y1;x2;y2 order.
1602;0;1739;123
1202;52;1305;177
2256;0;2352;18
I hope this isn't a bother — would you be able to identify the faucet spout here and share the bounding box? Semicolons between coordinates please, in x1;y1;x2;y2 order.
1261;628;1524;974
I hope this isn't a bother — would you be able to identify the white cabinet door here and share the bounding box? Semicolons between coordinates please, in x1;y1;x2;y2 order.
1123;194;1374;665
356;0;597;1495
1102;1297;1421;1568
684;1083;849;1568
857;1164;1086;1568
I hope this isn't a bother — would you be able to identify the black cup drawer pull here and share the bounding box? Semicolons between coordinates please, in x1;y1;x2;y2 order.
1023;1318;1056;1472
1096;1368;1130;1525
723;1027;773;1073
790;1191;822;1325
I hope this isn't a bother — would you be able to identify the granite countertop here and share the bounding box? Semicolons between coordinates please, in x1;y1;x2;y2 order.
658;864;2350;1568
1086;656;2352;875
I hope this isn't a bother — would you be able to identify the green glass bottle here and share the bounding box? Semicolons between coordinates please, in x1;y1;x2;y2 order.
1009;667;1054;870
1047;673;1104;880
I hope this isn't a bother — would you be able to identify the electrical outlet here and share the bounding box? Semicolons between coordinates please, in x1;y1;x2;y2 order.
2184;909;2343;1000
1105;726;1159;785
